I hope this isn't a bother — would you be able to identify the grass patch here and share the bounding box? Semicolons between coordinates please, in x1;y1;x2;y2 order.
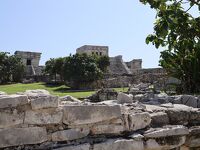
0;82;128;98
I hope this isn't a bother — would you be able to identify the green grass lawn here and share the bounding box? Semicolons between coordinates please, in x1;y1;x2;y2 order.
0;82;128;98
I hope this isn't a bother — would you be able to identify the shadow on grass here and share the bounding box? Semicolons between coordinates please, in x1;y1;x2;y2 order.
53;87;95;93
40;82;95;93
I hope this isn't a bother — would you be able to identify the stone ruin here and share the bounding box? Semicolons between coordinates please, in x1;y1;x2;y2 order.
1;89;200;149
14;51;44;77
76;45;143;75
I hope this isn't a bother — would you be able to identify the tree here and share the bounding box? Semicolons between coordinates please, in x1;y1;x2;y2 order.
140;0;200;93
45;57;65;82
9;55;25;82
95;55;110;72
0;52;25;84
45;58;57;82
63;53;103;89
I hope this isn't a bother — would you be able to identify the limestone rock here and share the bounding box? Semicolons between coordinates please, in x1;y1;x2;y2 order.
52;128;89;142
0;95;28;109
24;109;63;125
62;105;121;126
60;95;81;103
93;139;144;150
144;125;189;138
54;143;90;150
0;127;47;148
24;89;50;97
128;112;151;131
166;104;192;125
129;133;144;140
117;92;133;104
145;136;186;150
150;112;169;127
0;110;24;128
185;126;200;148
91;124;124;135
145;104;167;112
173;95;199;108
31;95;58;110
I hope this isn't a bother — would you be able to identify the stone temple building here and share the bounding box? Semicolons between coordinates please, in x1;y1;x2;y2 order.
14;51;44;76
76;45;142;75
76;45;109;56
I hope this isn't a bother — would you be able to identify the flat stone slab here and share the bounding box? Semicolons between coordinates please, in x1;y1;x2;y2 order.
0;127;47;148
54;143;90;150
144;125;189;138
0;95;28;109
52;128;89;142
62;105;121;126
93;139;144;150
24;109;63;125
145;136;186;150
91;124;125;135
31;95;58;110
150;112;169;127
0;111;24;128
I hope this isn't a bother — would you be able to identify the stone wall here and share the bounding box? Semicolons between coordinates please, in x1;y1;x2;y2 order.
126;59;142;72
0;90;200;149
108;55;132;75
15;51;41;67
14;51;43;76
76;45;109;56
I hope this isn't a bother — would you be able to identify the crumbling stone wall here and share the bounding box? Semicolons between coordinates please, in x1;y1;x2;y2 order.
76;45;109;56
0;90;200;149
14;51;44;76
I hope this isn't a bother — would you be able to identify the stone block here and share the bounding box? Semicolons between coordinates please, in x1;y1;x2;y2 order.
24;109;63;125
185;126;200;148
117;92;133;104
93;139;144;150
0;95;28;109
0;127;47;148
145;136;186;150
52;128;89;142
31;95;58;110
144;125;189;138
150;112;169;127
0;110;24;128
54;143;90;150
166;104;192;125
181;95;198;108
62;105;121;126
128;112;151;131
91;124;124;135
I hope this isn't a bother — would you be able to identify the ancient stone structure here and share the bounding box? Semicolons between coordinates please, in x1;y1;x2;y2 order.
15;51;44;76
108;55;132;75
1;89;200;149
76;45;109;56
76;45;143;75
126;59;142;73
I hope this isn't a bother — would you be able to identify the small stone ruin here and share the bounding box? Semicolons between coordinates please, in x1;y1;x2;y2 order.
0;89;200;150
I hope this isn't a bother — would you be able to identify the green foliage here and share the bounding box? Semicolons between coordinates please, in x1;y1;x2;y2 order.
45;54;110;89
63;53;103;89
0;52;25;84
140;0;200;93
45;57;65;82
96;55;110;72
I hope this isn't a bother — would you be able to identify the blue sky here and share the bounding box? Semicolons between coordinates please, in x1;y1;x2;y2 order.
0;0;160;68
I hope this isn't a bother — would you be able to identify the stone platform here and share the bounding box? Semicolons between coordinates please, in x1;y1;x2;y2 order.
0;90;200;150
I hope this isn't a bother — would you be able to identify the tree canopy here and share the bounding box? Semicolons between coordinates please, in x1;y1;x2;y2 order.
140;0;200;93
45;54;110;89
0;52;25;84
